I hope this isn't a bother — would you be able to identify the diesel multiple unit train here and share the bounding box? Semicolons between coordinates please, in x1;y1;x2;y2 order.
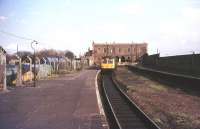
100;56;116;70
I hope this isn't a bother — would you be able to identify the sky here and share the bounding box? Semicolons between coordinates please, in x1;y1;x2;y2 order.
0;0;200;56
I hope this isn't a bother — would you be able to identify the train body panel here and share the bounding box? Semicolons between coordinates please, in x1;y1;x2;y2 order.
101;63;115;69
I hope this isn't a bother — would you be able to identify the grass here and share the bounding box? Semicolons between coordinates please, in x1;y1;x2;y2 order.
154;118;164;125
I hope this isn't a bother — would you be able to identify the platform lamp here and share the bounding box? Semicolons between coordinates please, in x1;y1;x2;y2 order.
31;40;38;87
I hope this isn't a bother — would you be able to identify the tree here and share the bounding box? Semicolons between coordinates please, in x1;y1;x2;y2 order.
65;51;75;59
15;51;32;58
65;50;75;70
36;49;64;58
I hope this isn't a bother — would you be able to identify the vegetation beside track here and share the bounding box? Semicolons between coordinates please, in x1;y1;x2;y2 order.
114;66;200;129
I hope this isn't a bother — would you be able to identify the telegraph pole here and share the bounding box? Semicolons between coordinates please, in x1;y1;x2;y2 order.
31;40;38;87
17;44;18;55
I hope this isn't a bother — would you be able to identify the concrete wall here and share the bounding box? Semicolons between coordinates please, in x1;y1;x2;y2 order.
142;54;200;76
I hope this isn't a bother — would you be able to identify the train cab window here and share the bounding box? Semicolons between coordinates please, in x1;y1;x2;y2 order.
108;60;113;64
102;58;107;63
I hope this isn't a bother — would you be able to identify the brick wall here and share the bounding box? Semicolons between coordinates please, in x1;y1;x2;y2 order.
93;42;147;65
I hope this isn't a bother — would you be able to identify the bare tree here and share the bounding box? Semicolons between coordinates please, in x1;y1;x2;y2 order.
36;49;65;58
65;50;75;60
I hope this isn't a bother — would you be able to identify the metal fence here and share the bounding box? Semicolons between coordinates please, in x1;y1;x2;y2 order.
37;64;52;79
6;57;75;86
5;56;89;86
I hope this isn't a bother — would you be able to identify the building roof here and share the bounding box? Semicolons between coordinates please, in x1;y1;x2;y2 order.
92;42;147;46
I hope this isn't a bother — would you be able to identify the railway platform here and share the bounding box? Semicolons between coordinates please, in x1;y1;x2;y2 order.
0;70;106;129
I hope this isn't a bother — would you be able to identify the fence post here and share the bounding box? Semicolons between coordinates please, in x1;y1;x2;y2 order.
27;56;32;82
53;61;56;73
64;58;67;70
36;57;40;79
43;57;46;65
16;55;22;86
3;54;7;91
49;60;52;75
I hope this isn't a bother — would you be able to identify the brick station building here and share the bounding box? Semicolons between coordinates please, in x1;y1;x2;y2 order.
92;42;147;65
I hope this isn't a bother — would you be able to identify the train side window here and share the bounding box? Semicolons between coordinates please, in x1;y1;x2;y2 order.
108;59;113;63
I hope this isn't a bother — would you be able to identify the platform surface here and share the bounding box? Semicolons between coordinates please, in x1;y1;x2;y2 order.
0;70;104;129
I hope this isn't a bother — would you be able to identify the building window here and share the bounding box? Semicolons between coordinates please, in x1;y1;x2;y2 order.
119;48;121;53
138;48;140;54
128;48;130;52
110;49;112;53
104;48;107;53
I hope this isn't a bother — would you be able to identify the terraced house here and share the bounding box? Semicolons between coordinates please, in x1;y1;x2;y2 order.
92;42;147;65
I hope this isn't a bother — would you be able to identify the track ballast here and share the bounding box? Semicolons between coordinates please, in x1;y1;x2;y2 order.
101;71;160;129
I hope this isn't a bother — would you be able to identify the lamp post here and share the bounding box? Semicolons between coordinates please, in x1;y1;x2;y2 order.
16;55;22;86
31;40;38;87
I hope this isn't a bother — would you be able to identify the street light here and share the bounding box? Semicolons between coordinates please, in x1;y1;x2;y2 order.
31;40;38;87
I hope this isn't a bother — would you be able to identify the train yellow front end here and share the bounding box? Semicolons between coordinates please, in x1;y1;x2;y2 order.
100;57;116;70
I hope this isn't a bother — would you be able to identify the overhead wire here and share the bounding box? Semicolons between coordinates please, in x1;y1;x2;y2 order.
0;30;49;53
0;30;34;41
0;30;50;48
0;30;72;54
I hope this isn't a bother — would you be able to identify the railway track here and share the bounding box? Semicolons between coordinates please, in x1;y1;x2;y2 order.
100;71;160;129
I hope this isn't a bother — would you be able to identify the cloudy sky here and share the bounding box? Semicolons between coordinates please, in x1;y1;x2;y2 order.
0;0;200;56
